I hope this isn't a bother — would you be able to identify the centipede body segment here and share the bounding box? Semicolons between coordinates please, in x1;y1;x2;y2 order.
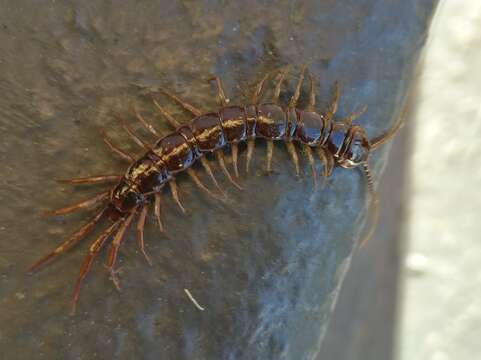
29;66;404;314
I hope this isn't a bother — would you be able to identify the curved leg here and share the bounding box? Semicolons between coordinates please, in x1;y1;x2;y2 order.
272;66;290;102
187;168;226;201
200;157;225;195
359;162;379;248
231;143;239;178
246;139;255;173
324;81;341;124
116;115;151;151
306;70;316;111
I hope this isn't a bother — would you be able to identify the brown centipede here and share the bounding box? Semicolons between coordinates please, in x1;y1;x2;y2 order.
28;65;404;314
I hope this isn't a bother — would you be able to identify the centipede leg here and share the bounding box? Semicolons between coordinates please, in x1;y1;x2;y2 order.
101;130;135;162
315;146;334;186
210;76;229;106
252;66;290;104
70;220;120;315
154;192;166;234
106;210;137;291
231;143;240;178
272;66;290;102
246;139;255;173
324;81;341;123
216;151;243;190
57;175;120;185
200;157;224;195
28;208;107;272
289;64;307;107
306;71;316;111
285;141;300;176
116;115;151;151
136;203;152;266
341;105;368;127
303;145;318;190
187;168;225;202
169;179;188;214
151;95;182;128
159;88;202;116
42;191;109;217
130;103;160;136
266;140;274;174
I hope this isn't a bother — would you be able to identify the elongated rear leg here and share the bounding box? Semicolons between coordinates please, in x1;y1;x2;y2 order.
70;220;120;315
42;191;109;217
28;208;107;272
136;203;152;265
106;210;137;290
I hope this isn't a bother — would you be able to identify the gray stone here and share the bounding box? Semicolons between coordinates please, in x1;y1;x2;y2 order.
0;1;438;359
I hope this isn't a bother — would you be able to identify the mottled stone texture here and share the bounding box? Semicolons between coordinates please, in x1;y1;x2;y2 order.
0;1;437;359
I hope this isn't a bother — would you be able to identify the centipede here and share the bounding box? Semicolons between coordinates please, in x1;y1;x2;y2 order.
28;65;404;314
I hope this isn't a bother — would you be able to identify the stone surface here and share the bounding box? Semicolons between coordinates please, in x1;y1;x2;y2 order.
0;1;437;359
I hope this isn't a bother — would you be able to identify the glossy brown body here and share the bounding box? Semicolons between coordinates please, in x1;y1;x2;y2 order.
108;103;352;218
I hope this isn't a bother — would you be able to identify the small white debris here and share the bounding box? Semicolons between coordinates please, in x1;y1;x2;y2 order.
184;289;205;311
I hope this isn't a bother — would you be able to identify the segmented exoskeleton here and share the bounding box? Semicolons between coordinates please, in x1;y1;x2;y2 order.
29;66;404;314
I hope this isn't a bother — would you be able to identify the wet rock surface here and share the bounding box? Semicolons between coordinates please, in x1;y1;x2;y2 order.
0;1;437;359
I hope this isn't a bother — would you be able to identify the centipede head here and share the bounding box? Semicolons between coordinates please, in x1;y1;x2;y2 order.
338;125;371;169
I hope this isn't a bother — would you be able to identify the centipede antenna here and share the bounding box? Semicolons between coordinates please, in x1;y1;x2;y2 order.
42;191;109;217
28;207;107;273
359;162;379;248
58;175;120;185
151;95;182;128
130;102;160;137
70;220;120;315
